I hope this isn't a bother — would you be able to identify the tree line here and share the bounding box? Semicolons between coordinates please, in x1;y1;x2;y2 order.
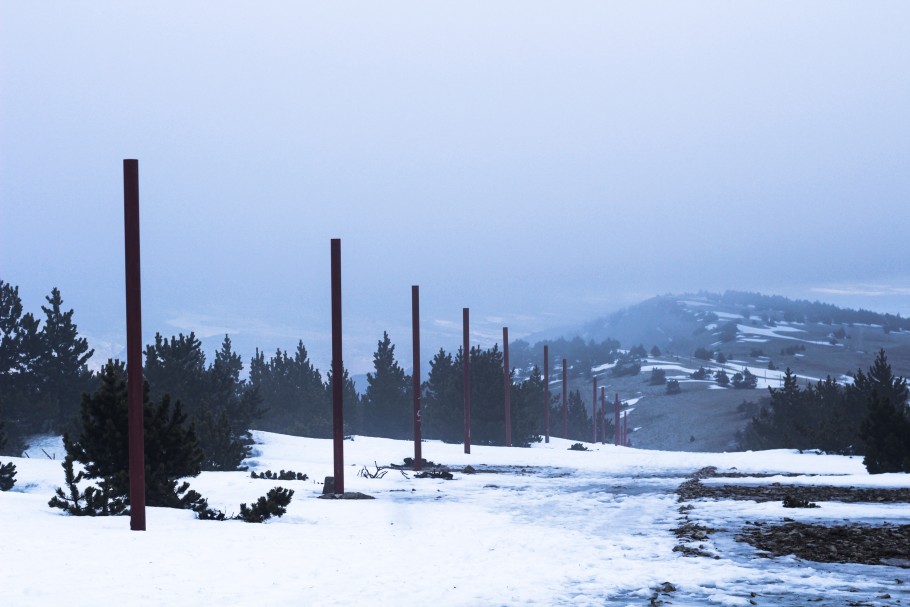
738;349;910;473
2;279;612;467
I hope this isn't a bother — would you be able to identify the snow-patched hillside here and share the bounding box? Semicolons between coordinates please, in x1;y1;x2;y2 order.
2;433;908;606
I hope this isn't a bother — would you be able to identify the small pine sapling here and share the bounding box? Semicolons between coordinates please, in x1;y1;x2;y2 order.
237;487;294;523
250;469;308;481
568;442;588;451
0;460;16;491
190;495;227;521
414;469;454;480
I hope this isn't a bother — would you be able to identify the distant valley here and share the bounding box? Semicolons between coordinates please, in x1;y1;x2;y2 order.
510;291;910;452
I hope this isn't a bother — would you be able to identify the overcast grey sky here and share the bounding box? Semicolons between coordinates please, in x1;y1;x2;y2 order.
2;2;909;375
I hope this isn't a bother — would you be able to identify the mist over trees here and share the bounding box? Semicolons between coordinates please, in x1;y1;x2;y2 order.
1;280;94;452
508;336;621;379
363;332;411;439
5;277;905;472
423;344;543;447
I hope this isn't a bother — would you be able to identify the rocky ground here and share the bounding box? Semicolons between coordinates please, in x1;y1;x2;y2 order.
675;467;910;570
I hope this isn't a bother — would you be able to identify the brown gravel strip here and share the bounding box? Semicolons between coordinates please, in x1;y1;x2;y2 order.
736;521;910;567
677;480;910;503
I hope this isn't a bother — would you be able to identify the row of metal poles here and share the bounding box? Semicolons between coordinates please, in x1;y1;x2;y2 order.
122;160;629;531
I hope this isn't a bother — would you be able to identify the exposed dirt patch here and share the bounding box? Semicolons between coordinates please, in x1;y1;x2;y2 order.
675;468;910;569
736;521;910;568
677;479;910;504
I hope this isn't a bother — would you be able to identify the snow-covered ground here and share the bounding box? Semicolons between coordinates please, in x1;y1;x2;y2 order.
2;433;908;606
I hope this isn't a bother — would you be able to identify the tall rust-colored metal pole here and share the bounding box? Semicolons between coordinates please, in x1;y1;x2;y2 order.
543;345;550;443
592;375;598;444
331;238;344;494
411;286;422;471
562;358;568;439
503;327;511;447
123;159;146;531
463;307;471;454
614;392;621;446
600;387;606;445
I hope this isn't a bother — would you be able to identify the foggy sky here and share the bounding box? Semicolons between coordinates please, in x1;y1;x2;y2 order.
2;2;909;376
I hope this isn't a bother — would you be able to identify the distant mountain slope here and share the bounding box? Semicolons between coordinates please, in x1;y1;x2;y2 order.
516;291;910;452
574;291;909;378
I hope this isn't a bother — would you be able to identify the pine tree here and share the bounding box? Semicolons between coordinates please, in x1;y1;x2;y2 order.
0;460;15;491
237;486;294;522
860;393;910;473
253;342;328;437
509;365;544;447
0;401;15;489
36;288;95;429
68;360;204;507
325;364;360;437
423;348;462;443
145;333;260;470
466;344;507;446
854;350;910;472
0;280;50;442
732;369;758;389
144;332;208;418
847;349;908;453
363;332;410;439
0;399;7;453
649;368;667;385
47;445;125;514
565;389;592;442
200;335;262;470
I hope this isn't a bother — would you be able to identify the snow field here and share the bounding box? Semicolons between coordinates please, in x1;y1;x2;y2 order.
1;433;907;606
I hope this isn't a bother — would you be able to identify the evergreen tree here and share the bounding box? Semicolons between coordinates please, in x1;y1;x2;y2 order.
0;402;14;489
199;335;262;469
423;348;462;443
650;345;661;357
363;332;410;439
252;342;328;437
738;370;850;452
145;333;261;470
860;393;910;473
0;459;16;491
144;332;208;418
422;343;534;447
69;360;204;507
666;379;681;395
35;288;95;429
325;363;360;437
847;349;908;448
732;368;758;389
564;389;592;442
466;344;507;446
237;487;294;522
47;449;125;514
0;401;6;453
693;347;712;361
509;365;544;447
649;368;667;385
715;369;730;387
1;281;80;441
